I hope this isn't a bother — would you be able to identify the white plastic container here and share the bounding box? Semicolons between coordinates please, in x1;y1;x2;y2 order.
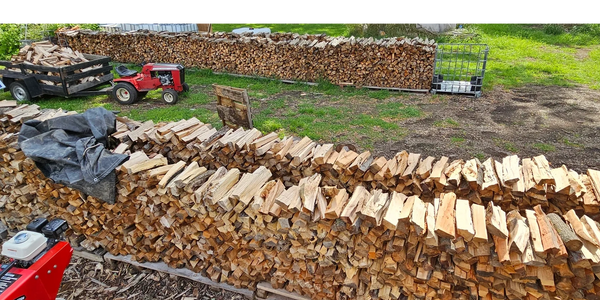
232;27;271;35
2;231;47;261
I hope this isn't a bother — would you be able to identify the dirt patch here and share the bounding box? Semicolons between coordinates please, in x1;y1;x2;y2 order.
372;85;600;172
116;83;600;173
575;48;592;60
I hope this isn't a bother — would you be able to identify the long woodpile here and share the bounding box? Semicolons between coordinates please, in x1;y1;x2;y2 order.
3;102;600;300
57;30;436;90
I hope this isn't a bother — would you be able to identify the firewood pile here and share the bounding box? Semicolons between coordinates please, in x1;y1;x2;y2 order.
5;42;105;86
57;30;436;90
3;101;600;300
10;41;88;66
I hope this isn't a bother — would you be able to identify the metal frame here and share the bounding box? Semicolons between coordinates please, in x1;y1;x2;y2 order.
430;43;489;98
98;24;199;33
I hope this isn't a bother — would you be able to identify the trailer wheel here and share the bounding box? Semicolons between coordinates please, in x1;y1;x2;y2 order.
162;89;178;104
112;83;138;105
9;82;31;102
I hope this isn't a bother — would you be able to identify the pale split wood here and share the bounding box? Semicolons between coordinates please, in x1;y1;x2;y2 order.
434;192;456;239
455;199;474;241
471;203;488;243
425;203;438;246
485;201;508;239
502;155;520;185
158;161;186;189
533;205;560;253
410;196;427;236
525;209;545;256
360;189;390;226
563;209;597;245
533;155;555;185
506;210;530;254
340;185;369;224
323;187;349;220
382;191;406;231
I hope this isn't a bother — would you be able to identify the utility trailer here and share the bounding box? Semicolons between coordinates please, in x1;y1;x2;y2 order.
0;54;114;101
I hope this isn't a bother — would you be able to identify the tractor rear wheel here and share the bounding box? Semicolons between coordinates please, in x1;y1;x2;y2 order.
112;83;138;105
162;89;178;104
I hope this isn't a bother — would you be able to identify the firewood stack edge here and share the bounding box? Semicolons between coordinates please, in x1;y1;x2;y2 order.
2;101;600;300
57;30;436;90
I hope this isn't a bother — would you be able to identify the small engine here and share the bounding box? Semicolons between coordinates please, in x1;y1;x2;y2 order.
157;72;173;86
0;218;72;299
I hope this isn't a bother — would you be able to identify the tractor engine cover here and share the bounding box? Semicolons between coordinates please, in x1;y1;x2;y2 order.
2;231;48;261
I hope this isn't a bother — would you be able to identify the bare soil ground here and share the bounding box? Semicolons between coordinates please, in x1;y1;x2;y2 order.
373;85;600;173
55;85;600;299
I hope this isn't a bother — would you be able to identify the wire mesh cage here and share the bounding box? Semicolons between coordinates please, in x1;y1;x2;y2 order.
431;44;489;98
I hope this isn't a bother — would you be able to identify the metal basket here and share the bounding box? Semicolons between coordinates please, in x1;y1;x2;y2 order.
431;43;489;98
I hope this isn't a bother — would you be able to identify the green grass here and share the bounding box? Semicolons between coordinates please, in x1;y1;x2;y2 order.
124;106;220;124
377;102;423;119
561;137;584;148
434;118;460;128
446;24;600;90
451;136;465;144
533;143;556;152
493;138;519;153
473;152;486;161
3;93;115;112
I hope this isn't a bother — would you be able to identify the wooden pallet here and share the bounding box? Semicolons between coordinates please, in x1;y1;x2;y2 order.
255;282;310;300
212;71;430;94
103;253;305;300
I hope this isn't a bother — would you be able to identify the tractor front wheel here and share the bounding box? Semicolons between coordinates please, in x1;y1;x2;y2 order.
182;83;190;92
162;89;178;104
112;83;138;105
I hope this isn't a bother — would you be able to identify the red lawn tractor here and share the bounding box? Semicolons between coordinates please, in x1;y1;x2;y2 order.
112;63;189;105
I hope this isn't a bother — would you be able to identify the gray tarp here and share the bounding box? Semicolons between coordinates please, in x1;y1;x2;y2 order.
18;107;128;203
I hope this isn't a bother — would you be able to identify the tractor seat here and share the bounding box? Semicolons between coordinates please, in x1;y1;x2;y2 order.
115;65;138;77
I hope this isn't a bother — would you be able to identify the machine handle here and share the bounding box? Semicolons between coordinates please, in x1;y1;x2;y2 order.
0;259;16;279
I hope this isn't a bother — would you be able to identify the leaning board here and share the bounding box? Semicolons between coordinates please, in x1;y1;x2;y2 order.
213;84;253;129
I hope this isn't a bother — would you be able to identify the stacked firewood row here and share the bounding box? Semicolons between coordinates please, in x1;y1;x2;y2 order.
107;115;600;220
57;30;436;89
4;102;600;299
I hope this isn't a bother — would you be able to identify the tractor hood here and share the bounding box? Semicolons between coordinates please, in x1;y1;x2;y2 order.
145;63;184;71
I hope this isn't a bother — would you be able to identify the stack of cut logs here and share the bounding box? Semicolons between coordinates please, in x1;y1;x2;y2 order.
10;41;89;66
3;102;600;300
5;42;104;86
57;30;436;90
